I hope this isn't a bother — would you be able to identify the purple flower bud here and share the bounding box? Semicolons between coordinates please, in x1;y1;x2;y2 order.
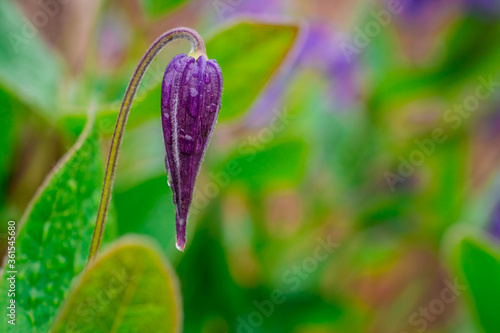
161;53;223;251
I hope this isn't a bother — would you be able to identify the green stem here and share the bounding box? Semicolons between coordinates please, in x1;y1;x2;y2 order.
87;27;206;264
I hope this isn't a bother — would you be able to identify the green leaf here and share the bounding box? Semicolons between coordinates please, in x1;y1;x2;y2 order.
208;21;299;121
129;21;299;125
449;230;500;333
139;0;188;18
0;114;112;332
50;237;182;333
0;0;62;117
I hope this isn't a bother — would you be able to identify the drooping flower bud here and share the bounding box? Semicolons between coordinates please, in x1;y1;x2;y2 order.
161;53;223;251
88;27;215;262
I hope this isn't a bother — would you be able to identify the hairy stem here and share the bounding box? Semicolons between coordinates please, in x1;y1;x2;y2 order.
87;27;206;264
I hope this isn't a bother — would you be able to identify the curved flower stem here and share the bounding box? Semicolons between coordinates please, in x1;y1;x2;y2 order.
87;27;206;264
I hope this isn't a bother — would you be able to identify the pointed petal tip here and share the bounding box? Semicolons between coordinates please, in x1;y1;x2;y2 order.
176;220;186;251
175;240;185;252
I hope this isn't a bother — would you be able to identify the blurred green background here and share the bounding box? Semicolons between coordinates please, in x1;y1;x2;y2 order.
1;0;500;332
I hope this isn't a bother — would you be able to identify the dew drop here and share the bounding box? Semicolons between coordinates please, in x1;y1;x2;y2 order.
191;66;199;77
190;88;198;97
167;171;172;187
45;259;56;270
45;283;54;293
57;254;67;265
174;60;182;72
68;179;77;190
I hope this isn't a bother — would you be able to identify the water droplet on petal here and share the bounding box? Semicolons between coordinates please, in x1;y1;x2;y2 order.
191;66;199;77
167;171;172;187
174;60;182;72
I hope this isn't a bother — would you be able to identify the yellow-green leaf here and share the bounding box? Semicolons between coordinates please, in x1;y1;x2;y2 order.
50;237;182;333
208;21;299;121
